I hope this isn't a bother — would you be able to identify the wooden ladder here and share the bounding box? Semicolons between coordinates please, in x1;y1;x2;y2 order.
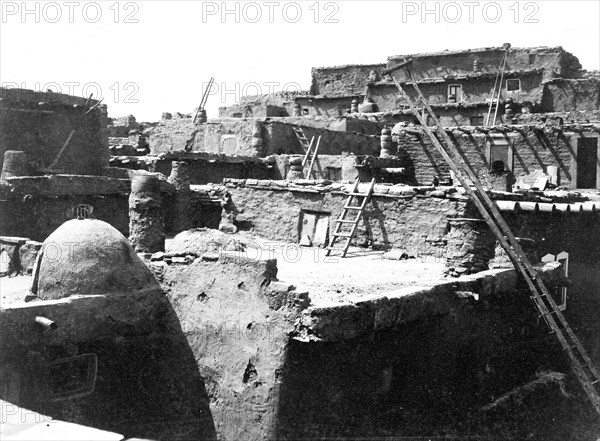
193;76;215;124
486;44;510;126
326;178;375;258
293;126;321;179
383;58;600;416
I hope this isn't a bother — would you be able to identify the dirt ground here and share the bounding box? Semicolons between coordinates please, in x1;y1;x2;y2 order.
0;275;31;307
2;236;447;309
224;235;447;307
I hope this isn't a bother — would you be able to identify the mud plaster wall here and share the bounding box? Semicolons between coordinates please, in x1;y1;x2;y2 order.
156;254;306;440
311;64;387;97
150;158;273;185
219;91;309;118
0;290;216;440
386;47;580;81
278;291;599;439
0;195;129;241
266;121;380;156
501;211;600;367
393;128;575;187
228;184;466;254
146;118;382;158
0;94;108;175
542;79;600;112
371;72;545;111
295;97;359;118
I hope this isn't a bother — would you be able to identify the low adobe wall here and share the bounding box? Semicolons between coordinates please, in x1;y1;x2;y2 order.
225;179;467;255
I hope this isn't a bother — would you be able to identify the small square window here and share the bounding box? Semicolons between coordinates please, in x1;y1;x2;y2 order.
470;116;484;126
447;84;462;102
506;79;521;92
487;139;513;172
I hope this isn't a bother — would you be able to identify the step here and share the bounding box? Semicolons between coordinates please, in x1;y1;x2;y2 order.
333;233;353;238
336;220;356;224
343;205;362;210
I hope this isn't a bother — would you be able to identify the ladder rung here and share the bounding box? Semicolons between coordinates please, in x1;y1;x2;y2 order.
349;192;367;197
344;205;362;210
336;220;356;224
539;310;558;319
333;233;353;238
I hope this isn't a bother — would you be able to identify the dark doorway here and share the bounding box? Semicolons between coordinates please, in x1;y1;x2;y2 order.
576;137;598;189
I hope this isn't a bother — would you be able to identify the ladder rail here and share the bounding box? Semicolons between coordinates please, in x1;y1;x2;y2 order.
301;136;315;167
389;73;600;414
412;78;600;371
486;50;508;127
193;77;215;124
305;136;321;179
413;78;600;373
327;179;375;258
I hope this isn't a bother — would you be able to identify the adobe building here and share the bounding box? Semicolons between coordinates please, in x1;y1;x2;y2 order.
1;44;600;440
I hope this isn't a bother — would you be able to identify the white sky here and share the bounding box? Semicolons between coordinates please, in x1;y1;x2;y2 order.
1;0;599;121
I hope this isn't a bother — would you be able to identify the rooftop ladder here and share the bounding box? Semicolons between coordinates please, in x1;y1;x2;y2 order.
326;178;375;258
293;126;321;179
383;58;600;417
486;44;510;126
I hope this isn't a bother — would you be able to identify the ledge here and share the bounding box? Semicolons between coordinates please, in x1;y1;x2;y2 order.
293;262;563;342
3;175;131;196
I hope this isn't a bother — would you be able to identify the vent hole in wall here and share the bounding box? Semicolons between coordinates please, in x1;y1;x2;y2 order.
243;361;257;384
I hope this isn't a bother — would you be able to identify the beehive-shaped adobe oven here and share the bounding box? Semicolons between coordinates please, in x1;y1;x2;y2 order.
31;219;158;300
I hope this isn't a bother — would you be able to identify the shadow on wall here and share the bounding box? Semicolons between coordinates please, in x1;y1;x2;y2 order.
274;294;600;440
0;293;218;440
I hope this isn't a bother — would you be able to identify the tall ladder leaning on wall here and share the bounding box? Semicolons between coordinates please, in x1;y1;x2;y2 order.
485;43;511;127
382;58;600;417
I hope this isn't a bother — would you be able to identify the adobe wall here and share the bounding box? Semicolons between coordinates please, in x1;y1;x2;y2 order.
295;96;358;118
393;126;577;187
279;291;598;439
0;193;129;241
0;88;109;175
387;46;580;81
146;117;382;158
153;252;308;440
226;179;467;254
218;90;308;118
501;210;600;360
542;78;600;112
370;72;545;111
0;289;216;440
310;63;387;97
266;121;380;156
